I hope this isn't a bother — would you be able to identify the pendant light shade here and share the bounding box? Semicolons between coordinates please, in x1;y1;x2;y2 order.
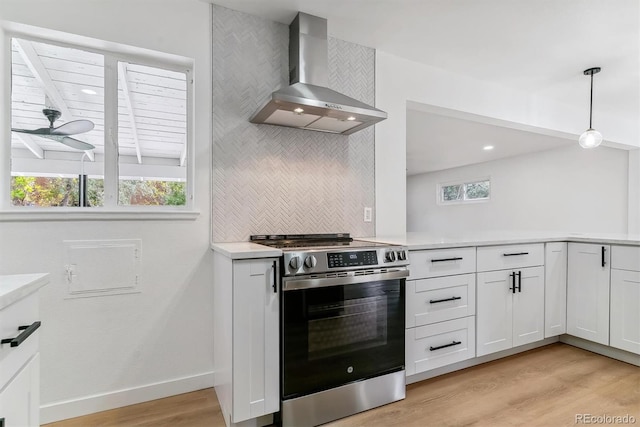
580;67;602;149
579;128;603;148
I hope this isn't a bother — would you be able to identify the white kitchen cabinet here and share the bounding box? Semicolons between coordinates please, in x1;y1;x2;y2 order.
213;254;279;427
477;266;544;357
0;354;39;427
0;274;47;427
567;243;610;345
406;316;475;375
610;263;640;354
405;248;476;376
544;242;567;338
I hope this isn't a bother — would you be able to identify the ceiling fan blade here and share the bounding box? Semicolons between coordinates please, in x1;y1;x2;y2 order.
43;135;95;150
51;120;94;135
59;136;95;150
11;127;52;135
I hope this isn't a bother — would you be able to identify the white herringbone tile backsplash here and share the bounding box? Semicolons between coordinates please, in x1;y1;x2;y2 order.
212;6;376;242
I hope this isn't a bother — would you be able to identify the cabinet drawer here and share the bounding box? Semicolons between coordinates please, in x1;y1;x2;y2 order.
611;246;640;272
405;316;475;376
477;244;544;272
409;247;476;279
406;274;475;327
0;292;39;391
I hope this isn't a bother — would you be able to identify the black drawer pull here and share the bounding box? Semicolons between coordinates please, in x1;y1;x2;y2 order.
429;296;462;304
503;252;529;257
431;257;463;263
1;321;41;347
430;340;462;351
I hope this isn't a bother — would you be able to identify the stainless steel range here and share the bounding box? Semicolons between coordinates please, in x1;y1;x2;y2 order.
250;233;410;427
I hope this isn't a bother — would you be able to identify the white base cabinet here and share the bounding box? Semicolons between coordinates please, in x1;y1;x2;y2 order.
406;316;475;375
0;274;47;427
544;243;567;338
0;354;39;427
610;245;640;355
567;243;610;345
476;266;545;356
213;254;279;427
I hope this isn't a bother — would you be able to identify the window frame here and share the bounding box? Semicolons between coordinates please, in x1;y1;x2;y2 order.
437;177;491;205
1;24;197;219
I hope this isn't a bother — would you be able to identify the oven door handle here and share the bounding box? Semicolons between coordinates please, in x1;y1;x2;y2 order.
282;269;409;291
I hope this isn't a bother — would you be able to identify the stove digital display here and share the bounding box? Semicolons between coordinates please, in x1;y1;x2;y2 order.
327;251;378;268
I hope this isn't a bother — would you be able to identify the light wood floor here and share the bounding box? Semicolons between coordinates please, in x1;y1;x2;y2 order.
45;343;639;427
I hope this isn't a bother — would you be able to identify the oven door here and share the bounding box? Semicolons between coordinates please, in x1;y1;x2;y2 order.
281;270;407;400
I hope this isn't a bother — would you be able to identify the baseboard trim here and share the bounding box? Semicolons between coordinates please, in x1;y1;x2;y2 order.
407;337;560;385
40;371;215;424
559;335;640;366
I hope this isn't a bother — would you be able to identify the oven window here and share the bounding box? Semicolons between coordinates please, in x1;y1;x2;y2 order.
307;295;387;360
282;279;405;399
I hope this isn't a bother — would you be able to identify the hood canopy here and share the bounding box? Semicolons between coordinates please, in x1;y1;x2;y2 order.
250;12;387;135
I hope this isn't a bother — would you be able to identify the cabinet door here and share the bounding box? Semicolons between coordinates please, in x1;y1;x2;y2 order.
0;354;39;427
545;243;567;337
610;269;640;354
513;266;545;347
232;259;279;423
477;270;513;356
567;243;610;345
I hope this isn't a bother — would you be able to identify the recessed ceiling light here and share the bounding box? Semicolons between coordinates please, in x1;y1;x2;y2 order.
483;145;494;151
81;89;97;95
293;107;304;114
346;116;356;121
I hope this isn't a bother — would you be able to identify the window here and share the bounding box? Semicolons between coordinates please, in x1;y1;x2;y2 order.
8;34;192;211
439;178;490;204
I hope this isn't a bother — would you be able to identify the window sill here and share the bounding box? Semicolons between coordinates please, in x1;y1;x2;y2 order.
0;208;200;222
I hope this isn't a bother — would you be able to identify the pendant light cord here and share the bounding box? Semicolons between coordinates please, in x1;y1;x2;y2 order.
589;72;594;129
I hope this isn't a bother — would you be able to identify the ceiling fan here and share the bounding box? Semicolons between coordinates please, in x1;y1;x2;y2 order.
11;109;95;150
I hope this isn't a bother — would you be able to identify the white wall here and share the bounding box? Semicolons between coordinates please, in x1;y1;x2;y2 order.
407;145;629;234
375;51;639;237
0;0;212;422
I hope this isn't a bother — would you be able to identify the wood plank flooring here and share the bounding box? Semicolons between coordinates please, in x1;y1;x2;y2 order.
44;343;639;427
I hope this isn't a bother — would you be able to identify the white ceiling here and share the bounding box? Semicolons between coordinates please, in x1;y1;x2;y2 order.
406;109;574;175
212;0;639;174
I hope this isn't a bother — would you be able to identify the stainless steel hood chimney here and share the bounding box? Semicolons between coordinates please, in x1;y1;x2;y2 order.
250;12;387;135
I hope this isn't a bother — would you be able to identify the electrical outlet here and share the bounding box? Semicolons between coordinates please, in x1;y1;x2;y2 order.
364;207;372;222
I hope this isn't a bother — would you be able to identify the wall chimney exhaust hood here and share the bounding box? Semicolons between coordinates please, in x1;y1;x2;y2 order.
250;12;387;135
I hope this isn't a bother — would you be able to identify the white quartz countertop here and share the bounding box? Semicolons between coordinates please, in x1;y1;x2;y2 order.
0;273;49;311
212;231;640;259
361;231;640;250
211;242;282;259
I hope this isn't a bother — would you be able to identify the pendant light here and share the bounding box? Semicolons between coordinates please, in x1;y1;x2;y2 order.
579;67;603;149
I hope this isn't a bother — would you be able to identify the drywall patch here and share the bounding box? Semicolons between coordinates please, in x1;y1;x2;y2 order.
63;239;141;298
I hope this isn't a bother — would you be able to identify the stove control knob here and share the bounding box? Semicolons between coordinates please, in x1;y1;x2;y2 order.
397;250;407;261
289;256;300;270
385;251;397;262
304;255;317;269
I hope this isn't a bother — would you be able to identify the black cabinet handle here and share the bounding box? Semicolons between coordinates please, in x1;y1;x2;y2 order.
431;257;463;263
429;296;462;304
503;252;529;257
517;271;522;292
601;246;606;268
430;341;462;351
1;321;41;347
509;272;516;293
272;261;279;293
0;417;4;427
